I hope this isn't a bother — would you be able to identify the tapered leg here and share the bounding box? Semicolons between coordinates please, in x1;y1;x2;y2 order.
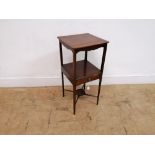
73;84;76;114
61;72;65;97
97;77;102;105
83;51;87;91
59;42;64;97
97;44;107;105
73;52;76;114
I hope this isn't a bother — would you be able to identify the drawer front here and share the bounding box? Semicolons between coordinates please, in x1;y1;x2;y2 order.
76;74;100;86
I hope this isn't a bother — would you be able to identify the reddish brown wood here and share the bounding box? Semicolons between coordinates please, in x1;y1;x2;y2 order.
58;33;109;114
59;42;65;97
62;60;101;86
58;33;109;52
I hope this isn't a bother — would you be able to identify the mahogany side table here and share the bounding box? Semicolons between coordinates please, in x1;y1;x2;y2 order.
57;33;109;114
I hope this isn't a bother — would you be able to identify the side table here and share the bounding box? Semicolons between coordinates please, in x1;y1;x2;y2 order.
57;33;109;114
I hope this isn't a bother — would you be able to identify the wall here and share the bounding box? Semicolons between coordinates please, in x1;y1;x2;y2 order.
0;19;155;87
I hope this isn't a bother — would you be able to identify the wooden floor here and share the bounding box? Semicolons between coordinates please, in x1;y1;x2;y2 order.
0;84;155;135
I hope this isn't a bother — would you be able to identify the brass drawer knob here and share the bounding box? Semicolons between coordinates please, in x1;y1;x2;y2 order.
88;77;91;81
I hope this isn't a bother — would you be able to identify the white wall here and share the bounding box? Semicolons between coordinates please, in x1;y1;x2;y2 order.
0;19;155;87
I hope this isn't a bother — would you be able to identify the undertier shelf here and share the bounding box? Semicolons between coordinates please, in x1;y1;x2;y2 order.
62;60;101;85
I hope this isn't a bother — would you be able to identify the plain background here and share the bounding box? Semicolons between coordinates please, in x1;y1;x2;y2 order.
0;19;155;87
0;0;155;155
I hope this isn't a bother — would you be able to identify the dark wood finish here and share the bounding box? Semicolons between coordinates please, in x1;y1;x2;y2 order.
83;51;88;90
62;60;101;86
58;33;109;52
58;33;109;114
73;52;76;114
59;42;65;97
97;44;107;105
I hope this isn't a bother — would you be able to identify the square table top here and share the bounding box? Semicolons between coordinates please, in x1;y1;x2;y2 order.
58;33;109;52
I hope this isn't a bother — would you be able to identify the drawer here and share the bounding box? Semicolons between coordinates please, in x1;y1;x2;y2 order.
76;74;100;86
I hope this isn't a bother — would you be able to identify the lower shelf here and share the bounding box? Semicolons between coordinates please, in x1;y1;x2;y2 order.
62;60;101;85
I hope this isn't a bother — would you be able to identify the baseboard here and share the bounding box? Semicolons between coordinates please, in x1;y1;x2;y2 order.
0;76;61;87
0;75;155;87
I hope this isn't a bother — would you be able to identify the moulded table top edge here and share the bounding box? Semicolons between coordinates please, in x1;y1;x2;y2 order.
57;33;109;52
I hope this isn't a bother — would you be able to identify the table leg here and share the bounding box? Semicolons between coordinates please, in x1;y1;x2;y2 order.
73;52;76;114
59;42;65;97
73;84;76;114
97;77;102;105
83;51;87;91
61;72;65;97
97;44;107;105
